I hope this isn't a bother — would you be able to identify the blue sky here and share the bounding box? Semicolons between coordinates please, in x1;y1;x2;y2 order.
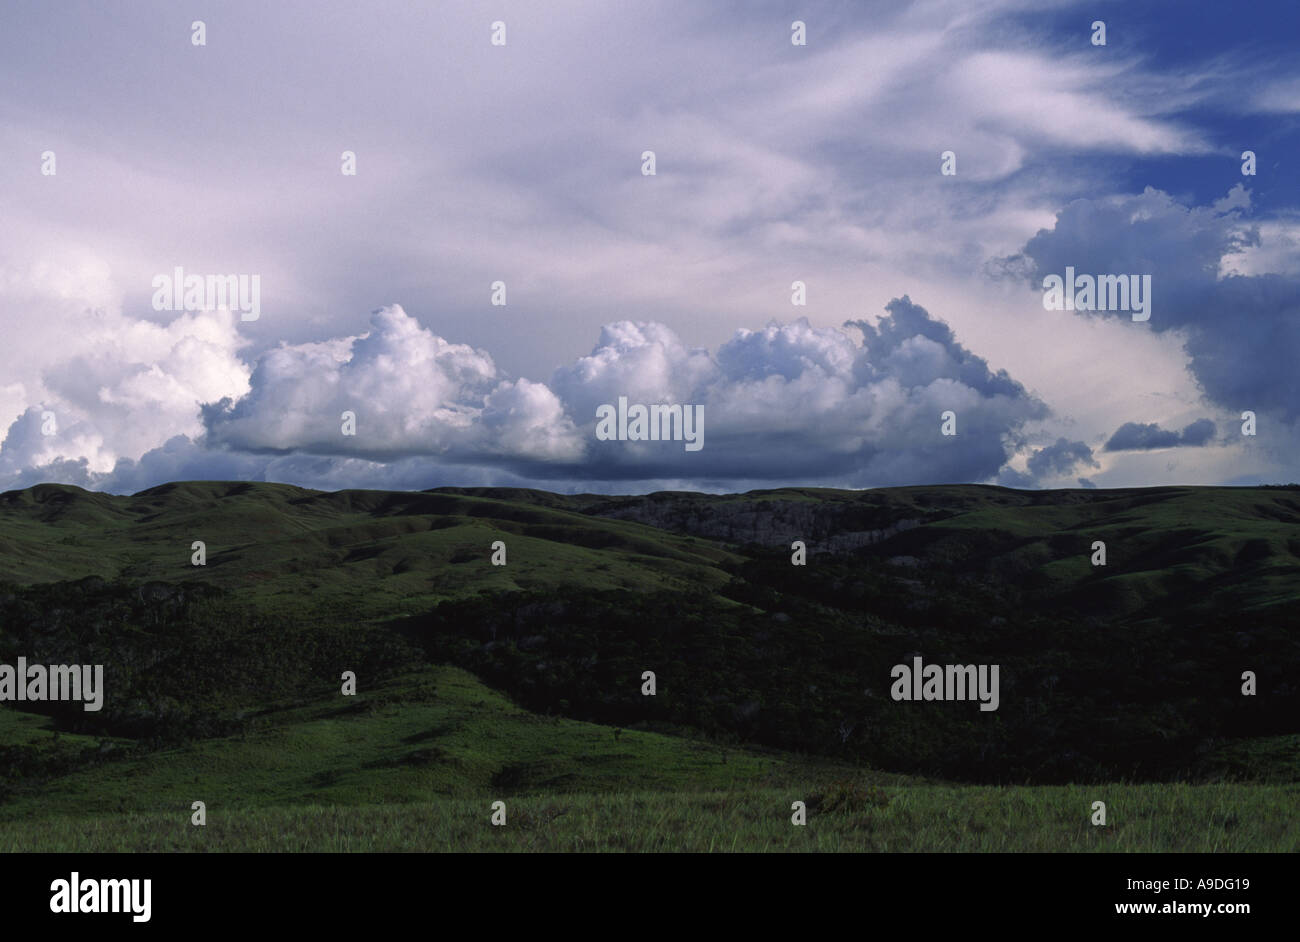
0;0;1297;494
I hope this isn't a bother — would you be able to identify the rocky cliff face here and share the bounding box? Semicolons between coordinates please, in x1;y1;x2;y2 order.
586;497;924;551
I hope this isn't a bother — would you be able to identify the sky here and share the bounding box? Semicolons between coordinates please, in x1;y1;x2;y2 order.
1;0;1297;495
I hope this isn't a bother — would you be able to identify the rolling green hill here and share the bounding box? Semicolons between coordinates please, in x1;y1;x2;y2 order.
0;481;1296;850
0;481;743;620
1;663;1294;853
0;663;887;821
2;481;1297;624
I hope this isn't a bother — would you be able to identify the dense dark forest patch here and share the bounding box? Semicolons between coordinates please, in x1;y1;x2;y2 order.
395;547;1300;783
0;577;418;746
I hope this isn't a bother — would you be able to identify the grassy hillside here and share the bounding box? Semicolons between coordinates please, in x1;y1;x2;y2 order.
0;482;743;619
3;481;1297;623
0;481;1296;850
566;483;1300;619
1;665;1294;852
873;485;1300;618
0;664;886;822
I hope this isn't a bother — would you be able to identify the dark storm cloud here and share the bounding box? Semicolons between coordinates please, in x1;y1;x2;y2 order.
1104;418;1217;452
996;437;1097;488
1027;437;1099;478
1011;185;1300;421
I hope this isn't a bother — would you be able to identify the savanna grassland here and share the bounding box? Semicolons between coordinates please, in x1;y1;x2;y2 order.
1;482;1296;851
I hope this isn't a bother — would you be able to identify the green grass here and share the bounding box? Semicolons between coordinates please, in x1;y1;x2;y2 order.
917;486;1300;615
2;481;1297;852
3;481;1297;622
1;666;1295;852
0;665;894;822
0;482;744;619
4;783;1295;852
7;482;1300;618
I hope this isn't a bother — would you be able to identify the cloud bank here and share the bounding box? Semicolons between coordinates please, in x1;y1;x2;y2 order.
2;297;1055;493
